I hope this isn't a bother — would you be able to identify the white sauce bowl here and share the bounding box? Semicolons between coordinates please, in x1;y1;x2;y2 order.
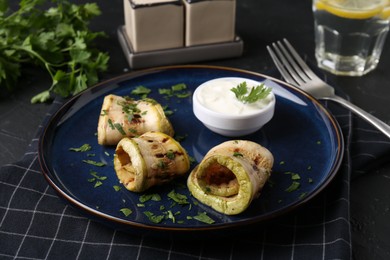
193;77;276;137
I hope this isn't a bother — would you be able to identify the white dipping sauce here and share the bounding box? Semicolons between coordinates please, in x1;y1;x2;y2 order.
196;77;274;115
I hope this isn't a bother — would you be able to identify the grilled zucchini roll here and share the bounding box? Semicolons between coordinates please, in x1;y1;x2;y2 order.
187;140;273;215
97;94;174;145
114;131;190;192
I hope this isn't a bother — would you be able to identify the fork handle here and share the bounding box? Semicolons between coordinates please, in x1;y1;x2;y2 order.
322;95;390;139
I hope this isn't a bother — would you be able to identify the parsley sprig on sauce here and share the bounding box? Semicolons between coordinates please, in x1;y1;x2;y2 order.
231;82;271;104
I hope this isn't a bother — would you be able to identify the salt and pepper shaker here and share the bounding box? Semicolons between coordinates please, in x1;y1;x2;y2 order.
183;0;236;47
123;0;236;52
123;0;184;52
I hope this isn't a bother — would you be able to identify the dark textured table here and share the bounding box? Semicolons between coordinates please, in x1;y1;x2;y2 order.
1;0;389;259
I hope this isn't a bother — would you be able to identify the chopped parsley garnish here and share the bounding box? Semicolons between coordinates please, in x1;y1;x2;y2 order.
94;181;103;188
88;170;107;188
193;212;215;224
291;173;301;180
171;83;187;92
167;190;189;205
69;144;91;152
285;181;300;192
159;83;191;99
144;211;164;223
82;159;106;167
113;185;122;191
114;123;126;135
231;81;271;104
131;86;151;97
166;150;175;160
120;208;133;217
118;100;141;122
233;151;243;157
139;193;162;203
163;105;174;116
166;210;176;223
107;119;115;130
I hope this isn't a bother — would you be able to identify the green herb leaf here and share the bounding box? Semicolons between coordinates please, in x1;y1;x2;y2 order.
31;90;51;104
94;180;103;188
139;193;162;203
230;82;271;104
166;210;176;223
131;86;151;97
285;181;300;192
69;144;92;152
113;185;122;191
291;173;301;180
166;150;175;160
114;123;126;135
144;211;164;223
108;119;115;130
158;83;190;99
120;208;133;217
299;192;307;199
167;190;189;205
82;160;106;167
233;152;243;157
193;212;215;224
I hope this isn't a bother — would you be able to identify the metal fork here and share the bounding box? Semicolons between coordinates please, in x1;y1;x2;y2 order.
267;39;390;139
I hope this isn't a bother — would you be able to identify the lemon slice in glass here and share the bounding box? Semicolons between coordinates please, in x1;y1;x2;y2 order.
381;4;390;18
315;0;389;19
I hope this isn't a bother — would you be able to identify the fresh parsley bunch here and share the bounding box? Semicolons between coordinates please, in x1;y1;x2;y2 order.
0;0;109;103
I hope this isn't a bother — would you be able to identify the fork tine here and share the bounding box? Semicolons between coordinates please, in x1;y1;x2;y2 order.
275;40;311;84
274;41;308;85
266;45;296;85
282;39;320;81
267;41;306;86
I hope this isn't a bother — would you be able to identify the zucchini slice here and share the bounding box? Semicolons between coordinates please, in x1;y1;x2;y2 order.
187;140;273;215
97;94;174;145
114;131;190;192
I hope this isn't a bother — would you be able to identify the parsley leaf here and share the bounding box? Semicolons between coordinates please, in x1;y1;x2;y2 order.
285;181;300;192
231;82;271;104
193;212;215;224
82;159;106;167
144;211;165;223
69;144;92;152
167;190;189;205
120;208;133;217
131;86;151;98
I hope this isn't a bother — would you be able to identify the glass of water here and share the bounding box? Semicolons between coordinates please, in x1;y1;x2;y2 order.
313;0;390;76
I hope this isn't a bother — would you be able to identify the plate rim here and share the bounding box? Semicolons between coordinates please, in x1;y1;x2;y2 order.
38;64;344;232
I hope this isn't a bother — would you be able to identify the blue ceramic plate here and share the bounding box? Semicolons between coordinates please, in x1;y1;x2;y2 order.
39;65;343;232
